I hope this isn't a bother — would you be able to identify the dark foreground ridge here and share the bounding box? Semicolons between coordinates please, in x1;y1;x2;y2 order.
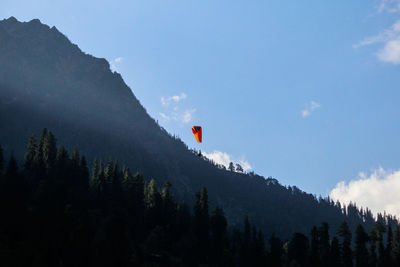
0;17;397;240
1;131;400;266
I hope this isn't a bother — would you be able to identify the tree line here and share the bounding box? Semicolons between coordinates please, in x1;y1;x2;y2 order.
0;129;399;266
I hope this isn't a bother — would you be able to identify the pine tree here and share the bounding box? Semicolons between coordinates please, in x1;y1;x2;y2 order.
54;145;69;196
71;148;80;168
228;162;235;172
392;226;400;265
374;222;386;267
2;154;26;264
243;215;251;261
255;230;266;266
145;179;160;209
355;224;369;267
0;144;3;173
369;228;378;267
235;163;243;173
55;146;69;171
42;130;57;173
131;172;145;227
79;155;89;193
111;160;122;202
34;129;47;179
3;155;25;229
91;158;99;186
338;221;353;267
23;136;37;175
103;157;114;201
269;233;283;267
319;222;331;266
287;232;309;267
310;226;320;267
161;181;176;227
96;159;106;197
385;224;393;267
194;187;210;263
161;181;171;200
4;155;20;193
177;202;191;238
210;207;227;265
145;179;162;229
330;236;341;267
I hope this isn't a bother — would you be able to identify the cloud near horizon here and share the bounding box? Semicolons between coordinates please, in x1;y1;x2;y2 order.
301;101;321;118
110;57;123;72
202;150;252;172
329;167;400;218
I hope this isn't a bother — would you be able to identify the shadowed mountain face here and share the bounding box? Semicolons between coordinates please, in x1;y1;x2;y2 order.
0;17;384;238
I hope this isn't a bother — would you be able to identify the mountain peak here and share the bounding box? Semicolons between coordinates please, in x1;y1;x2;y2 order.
28;18;41;24
5;16;18;22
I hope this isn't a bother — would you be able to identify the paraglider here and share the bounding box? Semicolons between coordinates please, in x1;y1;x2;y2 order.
192;126;202;157
192;126;202;143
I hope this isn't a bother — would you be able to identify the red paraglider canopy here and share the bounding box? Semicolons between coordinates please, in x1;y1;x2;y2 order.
192;126;202;143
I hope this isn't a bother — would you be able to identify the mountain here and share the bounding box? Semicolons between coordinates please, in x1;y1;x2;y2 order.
0;17;394;239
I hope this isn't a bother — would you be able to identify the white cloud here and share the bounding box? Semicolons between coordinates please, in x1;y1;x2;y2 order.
159;112;170;121
238;159;252;172
330;167;400;218
161;109;195;124
114;57;123;63
301;110;310;118
378;0;400;13
377;38;400;63
354;20;400;48
159;93;195;123
110;57;124;72
182;109;195;123
202;150;253;172
354;20;400;64
160;93;187;106
301;101;321;118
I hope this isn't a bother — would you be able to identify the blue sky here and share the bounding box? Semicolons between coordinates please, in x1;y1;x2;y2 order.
3;0;400;215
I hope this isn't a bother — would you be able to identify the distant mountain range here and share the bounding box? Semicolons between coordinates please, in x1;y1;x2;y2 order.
0;17;394;239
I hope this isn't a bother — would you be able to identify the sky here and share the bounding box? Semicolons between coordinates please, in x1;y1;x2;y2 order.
2;0;400;217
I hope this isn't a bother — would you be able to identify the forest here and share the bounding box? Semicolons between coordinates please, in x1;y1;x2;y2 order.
0;129;399;267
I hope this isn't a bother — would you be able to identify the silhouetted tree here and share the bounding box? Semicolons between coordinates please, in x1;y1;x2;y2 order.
287;232;309;267
310;226;320;267
194;187;210;263
145;179;162;229
385;224;393;267
235;163;243;173
228;162;235;172
355;224;369;267
331;236;341;267
319;222;331;266
374;222;386;267
0;144;3;174
392;226;400;265
23;136;37;177
269;233;283;267
210;207;227;265
369;227;378;267
338;221;353;267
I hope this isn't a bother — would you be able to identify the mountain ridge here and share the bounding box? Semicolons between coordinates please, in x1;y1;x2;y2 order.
0;17;393;239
